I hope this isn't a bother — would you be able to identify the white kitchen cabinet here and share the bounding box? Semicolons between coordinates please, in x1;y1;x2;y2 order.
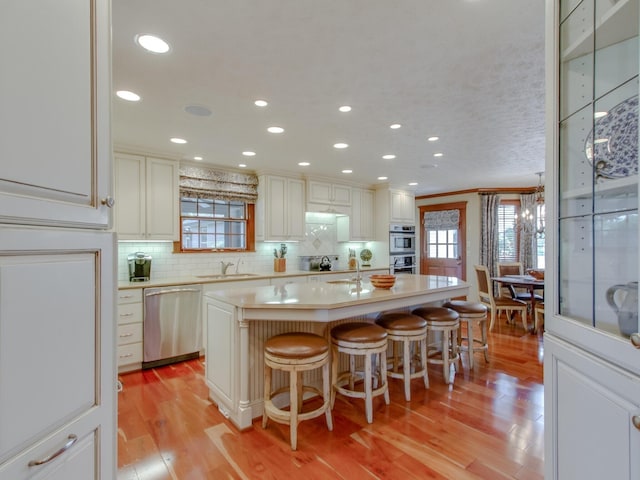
0;228;115;480
117;289;143;372
0;0;112;230
307;180;352;206
256;175;305;241
114;153;179;241
0;1;115;478
375;187;415;239
545;1;640;478
337;187;375;241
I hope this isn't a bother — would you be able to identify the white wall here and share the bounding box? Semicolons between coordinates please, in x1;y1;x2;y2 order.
117;211;386;282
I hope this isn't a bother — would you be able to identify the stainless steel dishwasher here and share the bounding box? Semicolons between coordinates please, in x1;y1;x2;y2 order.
143;285;202;369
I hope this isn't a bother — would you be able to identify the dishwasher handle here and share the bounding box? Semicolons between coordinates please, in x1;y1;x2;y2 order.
145;287;201;297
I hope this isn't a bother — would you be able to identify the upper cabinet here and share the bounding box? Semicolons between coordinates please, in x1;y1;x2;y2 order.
337;187;375;241
256;175;305;241
114;153;179;241
546;1;640;478
375;188;415;234
307;180;352;207
0;0;112;229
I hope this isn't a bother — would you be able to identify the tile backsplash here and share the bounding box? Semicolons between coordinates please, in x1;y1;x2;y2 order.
117;212;385;282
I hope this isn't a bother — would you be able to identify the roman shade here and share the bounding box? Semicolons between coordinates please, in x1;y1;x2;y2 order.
179;165;258;203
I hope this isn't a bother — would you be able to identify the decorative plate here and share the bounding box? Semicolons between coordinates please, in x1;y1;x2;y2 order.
360;249;373;262
584;94;638;179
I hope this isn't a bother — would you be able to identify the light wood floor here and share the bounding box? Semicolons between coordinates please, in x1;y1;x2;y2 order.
117;317;544;479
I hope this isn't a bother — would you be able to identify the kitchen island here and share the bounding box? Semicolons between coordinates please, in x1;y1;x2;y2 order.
203;274;469;430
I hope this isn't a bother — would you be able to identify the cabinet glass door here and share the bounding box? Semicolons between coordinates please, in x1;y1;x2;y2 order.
558;0;639;338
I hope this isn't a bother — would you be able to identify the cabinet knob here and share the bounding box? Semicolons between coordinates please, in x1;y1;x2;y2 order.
101;196;115;208
633;416;640;431
630;333;640;349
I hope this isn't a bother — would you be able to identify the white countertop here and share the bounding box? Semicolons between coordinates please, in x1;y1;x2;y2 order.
118;266;389;290
203;274;469;321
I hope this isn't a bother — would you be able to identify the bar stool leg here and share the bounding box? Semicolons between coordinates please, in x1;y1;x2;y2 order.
364;352;373;423
420;336;429;389
262;362;271;428
467;320;475;369
442;332;450;383
403;338;411;401
322;360;333;430
331;344;339;408
290;370;299;450
481;318;490;362
381;350;390;405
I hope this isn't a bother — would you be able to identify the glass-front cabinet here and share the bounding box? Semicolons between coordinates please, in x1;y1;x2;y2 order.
558;0;639;339
546;1;640;479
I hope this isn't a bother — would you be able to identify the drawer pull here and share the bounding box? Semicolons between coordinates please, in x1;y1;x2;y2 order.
633;416;640;430
119;353;134;358
119;294;134;299
119;333;134;338
28;434;78;467
119;313;134;317
630;333;640;349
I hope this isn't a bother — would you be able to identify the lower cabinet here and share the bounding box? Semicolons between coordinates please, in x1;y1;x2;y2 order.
545;334;640;479
0;227;115;479
117;289;143;372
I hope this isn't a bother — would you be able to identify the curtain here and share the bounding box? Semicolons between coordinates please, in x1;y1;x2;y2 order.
480;193;500;278
179;165;258;202
519;192;536;271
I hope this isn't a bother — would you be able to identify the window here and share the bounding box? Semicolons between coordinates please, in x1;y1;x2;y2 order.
497;201;519;262
426;229;458;259
180;197;254;251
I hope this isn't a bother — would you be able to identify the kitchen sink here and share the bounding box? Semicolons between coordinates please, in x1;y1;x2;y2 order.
195;273;261;279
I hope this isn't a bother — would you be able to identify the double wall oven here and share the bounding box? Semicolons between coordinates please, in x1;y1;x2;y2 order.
389;224;416;274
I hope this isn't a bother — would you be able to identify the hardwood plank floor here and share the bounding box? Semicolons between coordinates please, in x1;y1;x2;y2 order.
117;316;544;479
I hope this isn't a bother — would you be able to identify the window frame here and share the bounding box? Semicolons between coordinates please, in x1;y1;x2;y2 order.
497;200;521;263
176;197;255;253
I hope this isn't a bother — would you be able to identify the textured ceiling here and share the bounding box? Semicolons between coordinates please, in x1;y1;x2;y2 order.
111;0;546;195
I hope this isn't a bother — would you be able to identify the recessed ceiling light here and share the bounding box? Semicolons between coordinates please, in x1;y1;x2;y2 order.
382;154;396;160
408;182;418;186
594;111;608;118
170;137;187;144
135;34;170;54
238;164;247;168
267;126;284;133
116;90;141;102
339;105;352;112
334;143;349;149
342;169;353;174
390;124;402;129
193;156;203;161
428;136;439;142
298;162;310;166
433;152;443;157
378;176;388;180
185;105;212;116
255;100;268;107
242;151;256;156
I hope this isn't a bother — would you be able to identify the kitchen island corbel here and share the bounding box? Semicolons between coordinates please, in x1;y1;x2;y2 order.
203;274;469;430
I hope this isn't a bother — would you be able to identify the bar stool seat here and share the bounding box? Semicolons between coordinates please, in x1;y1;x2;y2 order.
330;322;390;423
443;300;489;369
262;332;333;450
375;312;429;401
412;306;460;384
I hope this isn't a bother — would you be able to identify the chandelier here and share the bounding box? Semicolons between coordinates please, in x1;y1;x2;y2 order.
520;172;545;238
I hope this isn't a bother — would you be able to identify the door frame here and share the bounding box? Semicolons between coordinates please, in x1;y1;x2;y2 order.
419;201;467;281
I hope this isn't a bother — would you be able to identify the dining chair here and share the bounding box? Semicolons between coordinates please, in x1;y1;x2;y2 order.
474;264;529;331
496;262;544;306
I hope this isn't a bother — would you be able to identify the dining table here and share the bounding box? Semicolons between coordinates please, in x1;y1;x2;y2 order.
491;274;545;313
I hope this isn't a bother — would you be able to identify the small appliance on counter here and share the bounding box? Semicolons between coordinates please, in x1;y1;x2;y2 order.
298;255;340;271
127;252;152;282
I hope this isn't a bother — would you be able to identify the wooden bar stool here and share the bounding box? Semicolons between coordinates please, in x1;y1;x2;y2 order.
375;312;429;401
443;300;489;369
412;306;460;384
330;322;390;423
262;332;333;450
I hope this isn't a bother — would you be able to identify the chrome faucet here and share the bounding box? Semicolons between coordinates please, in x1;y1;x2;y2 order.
220;261;234;275
355;259;362;285
234;258;242;274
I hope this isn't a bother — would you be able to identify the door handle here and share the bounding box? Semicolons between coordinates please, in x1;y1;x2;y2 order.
630;333;640;349
456;256;462;265
632;415;640;430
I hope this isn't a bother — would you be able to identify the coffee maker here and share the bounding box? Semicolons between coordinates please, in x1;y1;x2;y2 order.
127;252;152;282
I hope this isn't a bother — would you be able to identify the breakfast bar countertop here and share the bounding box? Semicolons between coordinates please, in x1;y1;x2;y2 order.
204;274;470;322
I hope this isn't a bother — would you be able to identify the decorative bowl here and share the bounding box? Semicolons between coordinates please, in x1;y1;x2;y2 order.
370;274;396;289
526;269;545;280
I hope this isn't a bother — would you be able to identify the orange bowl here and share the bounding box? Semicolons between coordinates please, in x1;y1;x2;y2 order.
526;269;545;280
370;274;396;289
